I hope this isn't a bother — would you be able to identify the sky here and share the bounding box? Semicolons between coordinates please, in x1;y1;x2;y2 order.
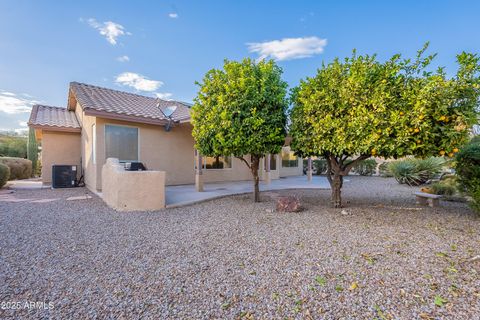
1;0;479;133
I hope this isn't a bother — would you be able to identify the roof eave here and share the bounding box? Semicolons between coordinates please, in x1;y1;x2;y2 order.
83;108;172;126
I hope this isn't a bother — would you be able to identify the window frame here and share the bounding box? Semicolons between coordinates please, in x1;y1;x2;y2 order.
104;123;140;163
194;150;233;170
281;147;299;168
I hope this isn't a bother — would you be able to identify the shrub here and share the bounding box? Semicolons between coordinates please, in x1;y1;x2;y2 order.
0;133;27;158
0;157;32;180
455;142;480;214
0;163;9;188
387;157;445;186
431;182;457;196
352;159;378;176
313;159;328;175
378;162;393;177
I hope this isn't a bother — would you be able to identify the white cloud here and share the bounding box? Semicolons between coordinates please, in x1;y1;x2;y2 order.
168;13;178;18
247;36;327;61
155;92;173;100
116;55;130;62
18;121;27;127
115;72;163;92
87;18;131;45
0;92;39;114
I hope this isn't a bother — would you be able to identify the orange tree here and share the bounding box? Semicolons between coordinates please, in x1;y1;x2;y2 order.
289;44;480;208
192;58;288;202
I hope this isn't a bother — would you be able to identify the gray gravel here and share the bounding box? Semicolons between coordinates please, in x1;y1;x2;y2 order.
0;176;479;319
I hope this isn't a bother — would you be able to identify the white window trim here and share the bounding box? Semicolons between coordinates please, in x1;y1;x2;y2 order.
104;123;140;162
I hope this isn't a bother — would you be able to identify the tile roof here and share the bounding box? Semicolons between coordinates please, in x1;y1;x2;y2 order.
28;105;80;131
69;82;191;123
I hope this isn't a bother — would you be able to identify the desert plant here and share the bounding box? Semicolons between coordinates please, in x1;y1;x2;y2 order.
387;157;445;186
431;182;457;196
352;159;378;176
379;162;393;177
27;128;38;177
455;141;480;214
0;163;10;188
0;157;32;180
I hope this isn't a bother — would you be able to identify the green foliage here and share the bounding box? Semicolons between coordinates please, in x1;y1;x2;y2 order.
455;140;480;213
192;58;288;201
303;158;328;174
387;157;445;186
431;181;457;196
352;158;378;176
289;44;480;207
290;44;480;160
378;162;393;177
313;159;328;175
0;133;27;158
0;163;10;188
0;157;32;180
27;128;38;177
192;58;288;158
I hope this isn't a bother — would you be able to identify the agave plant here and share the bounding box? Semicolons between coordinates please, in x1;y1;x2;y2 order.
387;157;446;186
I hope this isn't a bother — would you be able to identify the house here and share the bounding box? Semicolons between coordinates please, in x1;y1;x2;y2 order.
28;82;303;192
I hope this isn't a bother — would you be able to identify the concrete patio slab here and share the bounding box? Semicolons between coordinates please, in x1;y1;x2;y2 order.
165;175;330;208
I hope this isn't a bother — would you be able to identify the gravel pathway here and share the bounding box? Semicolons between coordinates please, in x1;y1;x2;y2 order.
0;177;479;319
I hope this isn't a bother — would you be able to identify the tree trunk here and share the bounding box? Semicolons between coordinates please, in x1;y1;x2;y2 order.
325;154;369;208
331;173;343;208
251;155;260;202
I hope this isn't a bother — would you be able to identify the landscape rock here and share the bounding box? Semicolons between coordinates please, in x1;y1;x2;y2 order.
275;195;302;212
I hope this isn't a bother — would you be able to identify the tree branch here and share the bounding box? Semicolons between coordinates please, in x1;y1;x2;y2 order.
342;154;370;174
236;156;251;170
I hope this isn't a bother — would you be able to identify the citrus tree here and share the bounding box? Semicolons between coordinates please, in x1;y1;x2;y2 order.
290;44;480;208
192;58;288;202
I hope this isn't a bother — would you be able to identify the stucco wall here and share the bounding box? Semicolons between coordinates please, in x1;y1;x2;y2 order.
102;158;165;211
40;130;81;183
92;118;195;189
74;102;98;191
72;99;293;191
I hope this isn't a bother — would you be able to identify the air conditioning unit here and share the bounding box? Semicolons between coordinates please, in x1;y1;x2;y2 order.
52;165;77;188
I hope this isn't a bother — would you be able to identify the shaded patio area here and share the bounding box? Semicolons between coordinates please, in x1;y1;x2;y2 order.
165;175;330;208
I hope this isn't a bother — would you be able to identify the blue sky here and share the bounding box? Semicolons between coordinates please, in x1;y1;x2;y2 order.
1;0;479;132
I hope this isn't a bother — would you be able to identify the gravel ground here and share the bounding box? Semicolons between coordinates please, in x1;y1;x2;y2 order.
0;176;479;319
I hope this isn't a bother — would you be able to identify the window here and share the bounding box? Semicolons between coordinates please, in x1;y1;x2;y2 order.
204;156;232;169
105;124;138;162
92;124;96;164
282;147;298;167
265;155;277;171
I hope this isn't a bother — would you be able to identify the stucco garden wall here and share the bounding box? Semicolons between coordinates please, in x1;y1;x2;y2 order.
102;158;165;211
40;130;81;183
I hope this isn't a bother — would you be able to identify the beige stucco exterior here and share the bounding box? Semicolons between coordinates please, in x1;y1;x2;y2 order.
40;130;81;183
37;98;303;192
102;158;165;211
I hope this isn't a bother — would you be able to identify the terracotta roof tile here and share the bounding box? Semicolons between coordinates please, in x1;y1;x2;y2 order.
70;82;191;122
28;105;80;131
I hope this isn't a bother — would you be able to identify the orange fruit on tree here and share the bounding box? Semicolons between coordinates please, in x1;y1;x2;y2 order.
453;148;459;153
448;152;454;158
439;150;446;156
414;128;420;133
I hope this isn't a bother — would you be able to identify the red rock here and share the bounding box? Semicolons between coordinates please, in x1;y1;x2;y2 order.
276;196;302;212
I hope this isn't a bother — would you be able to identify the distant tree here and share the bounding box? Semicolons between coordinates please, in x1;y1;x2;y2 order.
27;128;38;176
290;44;480;208
0;133;27;158
192;58;288;202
